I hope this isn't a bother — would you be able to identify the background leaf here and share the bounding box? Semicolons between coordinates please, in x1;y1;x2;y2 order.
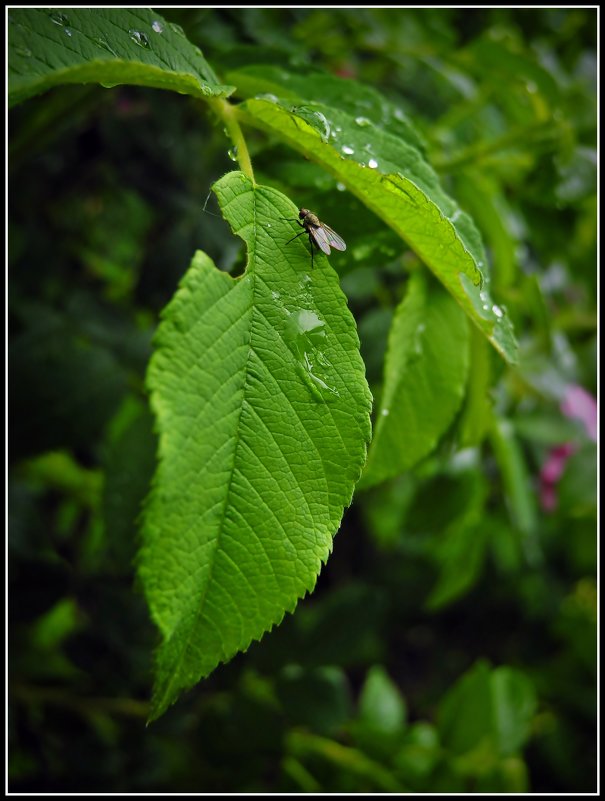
361;271;470;488
139;171;372;719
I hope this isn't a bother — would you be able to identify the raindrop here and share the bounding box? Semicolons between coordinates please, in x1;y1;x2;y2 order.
381;408;390;417
336;182;346;192
64;28;73;37
368;158;379;169
265;222;272;229
129;29;150;48
169;22;187;37
227;146;238;162
255;93;280;104
283;310;339;400
312;111;331;143
49;11;70;26
93;36;117;56
341;145;355;155
492;305;504;318
152;20;164;33
355;116;371;127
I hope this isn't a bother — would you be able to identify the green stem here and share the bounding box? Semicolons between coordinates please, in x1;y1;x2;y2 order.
208;98;255;183
12;683;149;718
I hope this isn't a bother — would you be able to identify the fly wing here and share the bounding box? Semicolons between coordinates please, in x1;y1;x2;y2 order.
323;224;347;252
309;224;332;255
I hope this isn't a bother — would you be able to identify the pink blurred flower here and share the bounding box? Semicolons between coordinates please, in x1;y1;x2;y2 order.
560;384;597;442
539;384;597;512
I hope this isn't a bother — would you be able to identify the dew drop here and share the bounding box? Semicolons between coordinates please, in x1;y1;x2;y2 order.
283;310;339;401
492;305;504;318
152;20;164;33
14;44;32;57
368;158;379;169
93;36;117;56
64;28;73;37
355;116;371;127
341;145;355;155
255;93;280;104
381;408;390;417
129;29;150;48
336;182;346;192
168;22;187;37
49;11;70;26
227;145;238;162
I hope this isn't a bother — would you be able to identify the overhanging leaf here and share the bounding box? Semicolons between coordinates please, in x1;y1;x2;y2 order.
139;171;372;720
239;97;518;364
8;8;234;107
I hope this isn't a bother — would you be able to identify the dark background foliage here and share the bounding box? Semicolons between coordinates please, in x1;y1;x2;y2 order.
9;8;596;793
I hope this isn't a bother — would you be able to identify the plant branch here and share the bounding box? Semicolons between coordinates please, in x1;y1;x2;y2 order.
208;98;255;183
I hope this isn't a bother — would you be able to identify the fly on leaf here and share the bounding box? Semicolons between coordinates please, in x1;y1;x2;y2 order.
284;208;346;268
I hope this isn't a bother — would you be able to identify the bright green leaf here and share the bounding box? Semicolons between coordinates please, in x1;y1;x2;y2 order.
139;171;372;720
240;97;518;364
491;667;538;757
361;272;470;488
359;665;407;735
8;8;234;107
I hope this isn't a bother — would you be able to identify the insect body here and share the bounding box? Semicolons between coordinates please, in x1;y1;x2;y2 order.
284;208;346;268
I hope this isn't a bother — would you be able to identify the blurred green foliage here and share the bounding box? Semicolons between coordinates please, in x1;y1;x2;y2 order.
9;8;596;793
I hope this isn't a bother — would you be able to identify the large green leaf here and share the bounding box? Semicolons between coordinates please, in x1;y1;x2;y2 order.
8;8;234;107
239;97;518;364
139;171;372;720
361;272;470;488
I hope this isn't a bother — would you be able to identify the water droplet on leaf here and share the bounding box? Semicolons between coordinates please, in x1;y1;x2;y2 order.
49;11;70;26
129;29;150;48
168;22;186;37
152;20;164;33
341;145;355;155
93;36;117;56
283;310;339;401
